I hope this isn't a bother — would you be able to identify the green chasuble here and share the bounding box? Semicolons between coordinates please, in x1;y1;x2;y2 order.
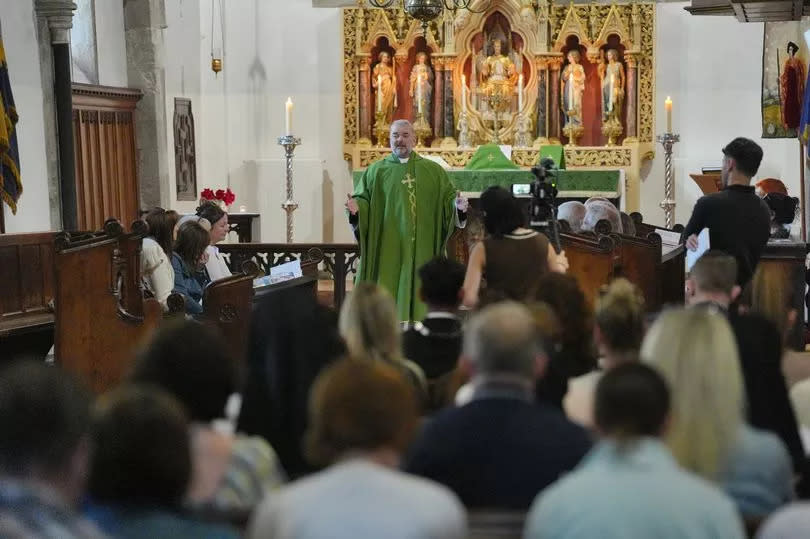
353;152;458;322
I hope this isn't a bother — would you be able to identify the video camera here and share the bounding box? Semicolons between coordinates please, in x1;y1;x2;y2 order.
528;157;561;252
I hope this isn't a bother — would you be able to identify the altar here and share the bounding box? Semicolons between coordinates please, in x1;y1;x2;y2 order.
342;1;656;212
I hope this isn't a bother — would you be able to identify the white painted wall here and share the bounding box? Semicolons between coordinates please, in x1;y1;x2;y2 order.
0;0;52;232
647;3;802;227
94;0;128;87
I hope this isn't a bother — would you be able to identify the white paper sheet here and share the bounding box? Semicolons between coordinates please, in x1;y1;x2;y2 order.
686;228;710;271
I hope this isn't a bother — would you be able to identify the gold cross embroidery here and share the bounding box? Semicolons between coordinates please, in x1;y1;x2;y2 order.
402;172;417;237
487;153;495;162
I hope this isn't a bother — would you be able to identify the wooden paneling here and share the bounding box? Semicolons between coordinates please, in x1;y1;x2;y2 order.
0;232;56;326
72;84;142;230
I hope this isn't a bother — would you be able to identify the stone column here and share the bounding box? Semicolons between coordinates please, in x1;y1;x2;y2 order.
124;0;170;209
358;57;371;142
625;53;639;141
35;0;77;230
443;60;455;143
548;57;563;143
432;58;444;140
535;59;548;141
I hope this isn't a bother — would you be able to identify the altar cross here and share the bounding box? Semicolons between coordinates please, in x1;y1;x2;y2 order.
487;153;495;162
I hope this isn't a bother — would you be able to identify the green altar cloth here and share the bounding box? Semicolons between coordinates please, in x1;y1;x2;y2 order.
352;168;620;197
464;144;520;170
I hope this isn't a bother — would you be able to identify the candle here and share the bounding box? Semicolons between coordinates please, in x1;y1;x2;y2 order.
461;74;467;112
376;75;382;112
518;74;524;111
609;73;615;112
285;97;293;136
567;74;573;113
417;73;423;114
665;96;673;133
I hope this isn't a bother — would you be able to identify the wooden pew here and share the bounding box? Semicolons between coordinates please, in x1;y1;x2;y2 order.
757;241;807;350
54;222;162;393
200;273;256;366
560;232;619;308
0;232;58;361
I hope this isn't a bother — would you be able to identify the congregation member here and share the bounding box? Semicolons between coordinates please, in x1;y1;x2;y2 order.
557;200;586;232
0;362;103;538
248;359;467;539
620;211;637;236
686;251;806;483
403;256;466;411
404;302;592;510
239;289;346;479
462;186;567;308
757;501;810;538
171;220;211;314
581;197;623;233
642;308;794;518
85;387;238;538
564;278;645;429
130;319;285;513
525;363;745;539
683;137;770;286
141;207;178;309
346;119;469;321
339;281;427;399
534;273;597;408
196;200;232;281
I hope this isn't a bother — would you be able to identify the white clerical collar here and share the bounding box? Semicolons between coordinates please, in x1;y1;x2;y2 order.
399;157;409;163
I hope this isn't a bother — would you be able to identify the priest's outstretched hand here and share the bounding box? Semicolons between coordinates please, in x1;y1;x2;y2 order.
346;194;359;215
455;192;469;213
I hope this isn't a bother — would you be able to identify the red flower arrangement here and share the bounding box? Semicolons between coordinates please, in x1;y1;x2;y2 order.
200;187;236;206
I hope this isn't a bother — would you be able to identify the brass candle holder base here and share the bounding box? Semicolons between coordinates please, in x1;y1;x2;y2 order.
413;113;432;147
374;111;389;147
601;119;623;146
562;123;584;147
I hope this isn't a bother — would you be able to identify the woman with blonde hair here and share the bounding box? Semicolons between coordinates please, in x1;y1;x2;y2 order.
564;278;645;428
642;308;793;518
339;282;427;400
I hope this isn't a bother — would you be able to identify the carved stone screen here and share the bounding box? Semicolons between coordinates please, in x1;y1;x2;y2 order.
173;98;198;201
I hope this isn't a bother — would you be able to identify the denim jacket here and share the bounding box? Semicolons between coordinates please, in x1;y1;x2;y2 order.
171;252;208;314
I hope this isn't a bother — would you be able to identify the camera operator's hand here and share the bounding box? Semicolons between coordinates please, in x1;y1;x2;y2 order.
554;250;569;274
455;192;469;213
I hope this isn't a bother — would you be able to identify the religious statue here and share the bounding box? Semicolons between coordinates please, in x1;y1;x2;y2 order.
479;39;518;104
561;49;586;128
372;51;397;125
780;41;805;130
409;52;434;118
598;49;625;124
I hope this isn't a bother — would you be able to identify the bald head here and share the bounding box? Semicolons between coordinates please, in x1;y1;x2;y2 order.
582;200;622;233
390;120;415;159
463;301;543;379
558;201;586;232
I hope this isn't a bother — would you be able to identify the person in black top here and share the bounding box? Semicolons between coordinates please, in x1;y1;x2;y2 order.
683;137;771;287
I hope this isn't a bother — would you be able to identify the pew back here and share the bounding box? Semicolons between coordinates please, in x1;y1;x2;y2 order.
561;233;618;308
201;273;256;366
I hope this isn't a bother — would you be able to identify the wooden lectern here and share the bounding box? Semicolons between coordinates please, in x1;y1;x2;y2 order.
690;173;722;195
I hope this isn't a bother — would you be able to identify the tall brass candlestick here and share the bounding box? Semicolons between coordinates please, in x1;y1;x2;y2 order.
277;135;301;243
657;132;680;229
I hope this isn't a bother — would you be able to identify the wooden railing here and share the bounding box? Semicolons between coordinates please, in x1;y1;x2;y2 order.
217;243;360;309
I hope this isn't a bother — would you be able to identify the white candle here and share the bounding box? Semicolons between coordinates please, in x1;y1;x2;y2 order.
285;97;293;135
461;74;467;112
609;73;616;112
665;96;673;133
567;72;573;113
417;72;423;114
518;74;524;111
376;74;382;112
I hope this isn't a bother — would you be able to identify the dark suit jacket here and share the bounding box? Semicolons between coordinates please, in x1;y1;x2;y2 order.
402;315;463;379
404;391;592;509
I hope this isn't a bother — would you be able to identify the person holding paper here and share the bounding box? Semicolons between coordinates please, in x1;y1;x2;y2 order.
346;120;469;322
683;138;770;286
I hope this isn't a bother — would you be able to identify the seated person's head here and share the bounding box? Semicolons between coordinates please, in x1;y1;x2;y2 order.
339;282;401;362
174;221;211;272
418;256;465;311
686;250;740;306
582;200;623;233
594;363;670;443
0;362;91;506
763;193;799;236
88;386;190;508
480;186;525;236
557;201;586;232
620;212;636;236
145;208;178;256
755;178;788;198
461;301;546;383
595;278;645;368
130;319;238;424
305;358;419;467
196;200;229;245
721;137;763;182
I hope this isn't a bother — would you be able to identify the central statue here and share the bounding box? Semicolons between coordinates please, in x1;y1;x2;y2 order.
479;39;517;103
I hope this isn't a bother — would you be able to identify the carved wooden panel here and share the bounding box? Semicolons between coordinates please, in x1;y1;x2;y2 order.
173;98;198;201
72;83;142;231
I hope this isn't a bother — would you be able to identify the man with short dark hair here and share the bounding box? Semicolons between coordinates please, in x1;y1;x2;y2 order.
404;302;592;509
403;257;465;388
683;137;770;286
525;363;745;539
0;361;103;538
687;251;807;491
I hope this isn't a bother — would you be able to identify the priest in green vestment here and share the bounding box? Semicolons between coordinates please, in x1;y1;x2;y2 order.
347;120;469;321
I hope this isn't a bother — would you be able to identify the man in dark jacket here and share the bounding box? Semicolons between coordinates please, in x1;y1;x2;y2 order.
683;137;770;287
